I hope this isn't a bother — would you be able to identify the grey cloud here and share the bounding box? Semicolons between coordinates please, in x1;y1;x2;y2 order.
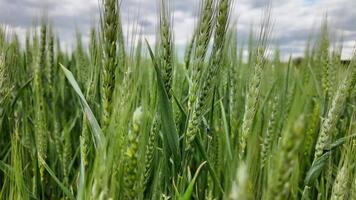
239;0;286;8
2;0;59;8
138;19;153;28
173;0;199;17
0;0;355;59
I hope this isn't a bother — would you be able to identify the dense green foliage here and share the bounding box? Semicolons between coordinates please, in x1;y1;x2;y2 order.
0;0;355;199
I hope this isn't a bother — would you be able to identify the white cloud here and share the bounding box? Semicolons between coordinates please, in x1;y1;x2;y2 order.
234;0;355;59
0;0;355;59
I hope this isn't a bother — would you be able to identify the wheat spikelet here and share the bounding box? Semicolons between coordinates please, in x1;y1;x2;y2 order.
143;116;159;189
328;52;339;97
330;164;348;200
123;107;143;199
188;0;215;111
101;0;119;129
314;69;353;160
46;26;54;100
318;22;331;97
266;115;305;200
185;0;231;151
240;50;264;159
63;129;72;184
197;0;231;109
0;53;7;104
34;23;48;182
303;103;320;157
159;0;174;99
260;95;279;168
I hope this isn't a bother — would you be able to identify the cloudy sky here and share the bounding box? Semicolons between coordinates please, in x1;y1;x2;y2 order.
0;0;355;59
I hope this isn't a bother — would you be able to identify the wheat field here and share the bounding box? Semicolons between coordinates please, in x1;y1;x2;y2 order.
0;0;355;199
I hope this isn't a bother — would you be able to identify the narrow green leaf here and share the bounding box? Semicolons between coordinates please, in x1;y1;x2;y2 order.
219;101;232;159
325;133;356;151
60;64;104;149
39;157;75;200
195;138;224;194
77;137;86;200
179;161;207;200
146;40;181;164
172;92;187;119
304;134;356;186
304;152;330;186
